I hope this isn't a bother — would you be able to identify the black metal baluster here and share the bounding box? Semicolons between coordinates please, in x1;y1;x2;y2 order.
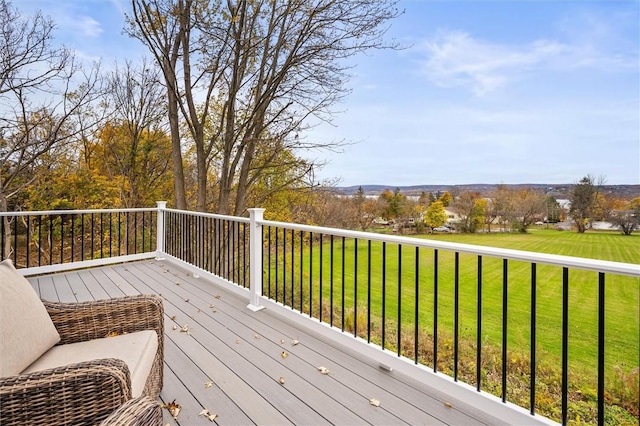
562;267;569;425
26;215;30;267
330;235;334;327
309;231;313;317
275;227;279;302
502;258;508;403
142;212;146;253
454;252;460;379
60;214;64;263
530;263;537;415
70;214;74;262
100;213;104;258
291;229;295;308
414;247;419;364
354;238;358;337
477;255;483;392
268;226;272;298
283;228;287;305
38;215;42;266
341;236;345;332
367;240;372;343
117;213;121;257
434;249;438;371
109;213;112;258
597;272;605;426
48;214;53;265
133;212;137;254
60;214;64;265
300;230;304;312
382;241;386;350
397;244;402;357
319;233;324;322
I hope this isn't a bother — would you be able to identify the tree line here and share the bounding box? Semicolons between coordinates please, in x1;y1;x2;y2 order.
0;0;400;216
2;1;637;236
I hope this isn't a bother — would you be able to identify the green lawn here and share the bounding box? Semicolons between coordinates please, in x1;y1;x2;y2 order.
263;228;639;423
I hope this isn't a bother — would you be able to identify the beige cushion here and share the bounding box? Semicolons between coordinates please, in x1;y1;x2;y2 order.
22;330;158;397
0;259;61;377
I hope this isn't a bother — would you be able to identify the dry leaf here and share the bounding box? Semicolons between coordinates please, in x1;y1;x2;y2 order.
291;339;299;346
236;339;241;344
209;304;215;308
105;331;119;338
180;324;190;333
215;294;221;299
172;325;178;330
317;366;330;375
184;298;190;302
444;402;453;408
254;334;261;339
279;377;285;385
281;351;288;359
369;399;380;407
170;315;176;320
204;381;213;388
176;282;180;285
198;409;218;422
280;339;285;344
162;400;181;419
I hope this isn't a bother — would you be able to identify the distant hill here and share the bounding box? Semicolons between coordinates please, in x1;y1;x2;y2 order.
335;184;640;199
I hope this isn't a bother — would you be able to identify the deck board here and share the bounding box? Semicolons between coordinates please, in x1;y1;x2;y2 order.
27;260;503;425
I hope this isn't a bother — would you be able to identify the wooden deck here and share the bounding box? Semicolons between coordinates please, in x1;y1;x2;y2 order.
27;260;506;425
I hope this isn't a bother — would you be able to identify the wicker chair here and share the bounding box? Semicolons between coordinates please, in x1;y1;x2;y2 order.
0;295;164;426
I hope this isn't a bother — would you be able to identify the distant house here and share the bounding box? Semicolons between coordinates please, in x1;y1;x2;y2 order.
444;209;462;224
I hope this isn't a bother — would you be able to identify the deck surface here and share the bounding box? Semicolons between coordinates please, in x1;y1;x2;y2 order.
28;260;503;425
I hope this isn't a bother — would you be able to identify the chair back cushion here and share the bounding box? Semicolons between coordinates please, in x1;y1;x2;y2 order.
0;259;61;377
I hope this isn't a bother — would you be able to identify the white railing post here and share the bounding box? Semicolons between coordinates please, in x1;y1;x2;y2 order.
156;201;167;260
247;208;266;311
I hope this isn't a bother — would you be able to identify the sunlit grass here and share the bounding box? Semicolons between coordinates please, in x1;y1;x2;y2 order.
263;228;639;424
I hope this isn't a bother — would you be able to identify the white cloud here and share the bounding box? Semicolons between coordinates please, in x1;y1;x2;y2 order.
418;30;568;96
69;16;104;38
417;28;637;97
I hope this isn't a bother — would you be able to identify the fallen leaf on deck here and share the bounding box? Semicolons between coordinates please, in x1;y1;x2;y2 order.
105;331;119;338
215;294;221;299
291;339;299;346
184;298;190;302
281;351;288;359
236;339;241;344
180;325;190;333
254;334;260;339
198;408;218;422
369;399;380;407
444;402;453;408
279;377;285;385
280;339;285;344
170;315;176;320
176;282;180;285
161;400;181;419
317;366;330;375
204;381;213;388
209;304;215;308
172;325;178;330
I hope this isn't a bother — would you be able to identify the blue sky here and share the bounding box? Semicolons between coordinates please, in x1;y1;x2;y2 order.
20;0;640;186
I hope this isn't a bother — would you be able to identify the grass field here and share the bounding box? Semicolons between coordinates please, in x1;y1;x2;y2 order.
263;228;639;424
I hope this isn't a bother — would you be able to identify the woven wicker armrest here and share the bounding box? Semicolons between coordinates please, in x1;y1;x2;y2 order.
43;294;165;398
0;358;132;426
43;294;164;347
99;396;162;426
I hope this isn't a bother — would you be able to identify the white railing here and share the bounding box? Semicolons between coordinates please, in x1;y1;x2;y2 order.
5;203;638;425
